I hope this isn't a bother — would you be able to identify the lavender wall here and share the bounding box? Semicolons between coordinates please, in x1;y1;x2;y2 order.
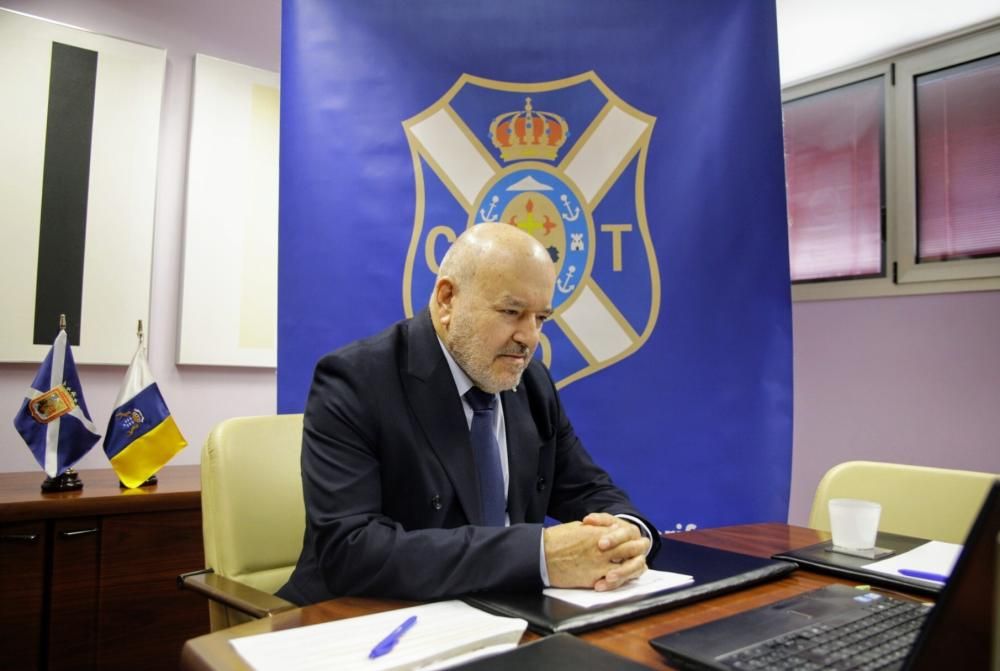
0;0;280;474
0;0;996;526
789;291;1000;524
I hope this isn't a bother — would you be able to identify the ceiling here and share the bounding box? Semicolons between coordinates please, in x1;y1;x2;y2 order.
775;0;1000;85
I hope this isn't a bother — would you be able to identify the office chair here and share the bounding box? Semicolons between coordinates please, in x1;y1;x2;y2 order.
179;414;305;630
809;460;997;544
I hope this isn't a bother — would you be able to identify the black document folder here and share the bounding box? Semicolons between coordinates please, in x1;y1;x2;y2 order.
451;632;650;670
463;536;796;634
771;531;943;596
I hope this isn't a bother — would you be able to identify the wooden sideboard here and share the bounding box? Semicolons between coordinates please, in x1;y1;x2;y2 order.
0;465;210;670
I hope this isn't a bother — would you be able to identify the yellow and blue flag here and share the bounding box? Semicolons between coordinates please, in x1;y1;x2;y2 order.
103;344;187;488
14;328;101;477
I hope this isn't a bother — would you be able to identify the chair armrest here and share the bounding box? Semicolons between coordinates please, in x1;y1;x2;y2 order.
178;569;296;619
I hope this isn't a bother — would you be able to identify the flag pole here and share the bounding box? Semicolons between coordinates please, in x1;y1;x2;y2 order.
119;319;158;489
40;314;84;493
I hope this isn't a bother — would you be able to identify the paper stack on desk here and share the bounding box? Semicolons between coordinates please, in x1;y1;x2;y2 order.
229;600;527;671
543;569;695;608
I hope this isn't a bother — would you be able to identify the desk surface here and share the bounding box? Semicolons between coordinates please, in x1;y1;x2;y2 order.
181;523;913;670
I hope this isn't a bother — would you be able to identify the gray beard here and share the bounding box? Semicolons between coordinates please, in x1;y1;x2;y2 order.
446;336;526;394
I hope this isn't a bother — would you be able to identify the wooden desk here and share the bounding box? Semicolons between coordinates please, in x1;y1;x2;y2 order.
181;523;899;670
0;466;210;671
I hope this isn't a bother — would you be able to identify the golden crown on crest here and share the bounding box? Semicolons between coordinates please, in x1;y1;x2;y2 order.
489;97;569;162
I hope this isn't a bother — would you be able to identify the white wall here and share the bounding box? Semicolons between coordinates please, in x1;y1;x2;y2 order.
776;0;1000;85
0;0;280;474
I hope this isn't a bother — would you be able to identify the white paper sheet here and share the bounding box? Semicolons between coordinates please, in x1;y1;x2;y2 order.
862;540;963;584
229;600;527;671
543;569;694;608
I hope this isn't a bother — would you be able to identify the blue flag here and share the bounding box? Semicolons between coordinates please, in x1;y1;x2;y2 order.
13;329;101;477
277;0;792;529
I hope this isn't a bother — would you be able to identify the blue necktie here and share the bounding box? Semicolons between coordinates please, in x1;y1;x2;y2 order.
464;387;506;527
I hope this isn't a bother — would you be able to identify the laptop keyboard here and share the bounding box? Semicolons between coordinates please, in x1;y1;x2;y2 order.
718;594;931;671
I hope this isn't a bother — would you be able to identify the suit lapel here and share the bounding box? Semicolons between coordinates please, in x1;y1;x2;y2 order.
501;387;542;525
403;310;483;525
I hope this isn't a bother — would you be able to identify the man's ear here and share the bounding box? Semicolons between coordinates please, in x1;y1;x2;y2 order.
434;278;456;326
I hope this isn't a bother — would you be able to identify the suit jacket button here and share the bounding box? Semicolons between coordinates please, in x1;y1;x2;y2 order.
536;477;546;491
430;495;442;510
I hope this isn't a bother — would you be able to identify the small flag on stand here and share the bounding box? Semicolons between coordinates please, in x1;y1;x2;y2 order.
103;322;187;488
14;321;101;478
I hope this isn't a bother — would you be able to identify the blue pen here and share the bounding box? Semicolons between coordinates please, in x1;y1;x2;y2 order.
898;568;948;583
369;615;418;659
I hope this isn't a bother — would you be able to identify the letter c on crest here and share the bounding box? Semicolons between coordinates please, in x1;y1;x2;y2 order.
424;225;457;274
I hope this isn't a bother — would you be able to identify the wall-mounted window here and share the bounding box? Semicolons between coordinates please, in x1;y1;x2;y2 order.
915;53;1000;263
784;77;884;283
783;23;1000;300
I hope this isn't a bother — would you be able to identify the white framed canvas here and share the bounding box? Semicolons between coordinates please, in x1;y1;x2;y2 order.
178;54;279;367
0;9;165;364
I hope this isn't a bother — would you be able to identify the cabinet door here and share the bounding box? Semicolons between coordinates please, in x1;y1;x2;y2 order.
96;509;209;671
49;517;101;671
0;522;47;671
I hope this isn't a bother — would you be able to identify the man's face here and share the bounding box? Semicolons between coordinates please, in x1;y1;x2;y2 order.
443;257;555;393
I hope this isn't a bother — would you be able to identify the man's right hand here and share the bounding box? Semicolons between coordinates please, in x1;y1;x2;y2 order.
543;521;649;590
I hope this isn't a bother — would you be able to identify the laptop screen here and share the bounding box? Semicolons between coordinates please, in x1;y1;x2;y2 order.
907;479;999;670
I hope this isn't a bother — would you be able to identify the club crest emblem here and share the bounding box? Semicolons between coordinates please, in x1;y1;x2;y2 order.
403;72;661;387
28;385;77;423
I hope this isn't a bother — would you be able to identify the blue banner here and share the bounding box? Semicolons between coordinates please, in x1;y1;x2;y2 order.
278;0;792;529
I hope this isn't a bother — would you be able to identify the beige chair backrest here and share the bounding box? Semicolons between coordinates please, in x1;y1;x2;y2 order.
809;460;996;544
201;414;305;597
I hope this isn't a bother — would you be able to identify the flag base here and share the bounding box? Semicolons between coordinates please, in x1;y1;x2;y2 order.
119;474;158;489
41;468;83;493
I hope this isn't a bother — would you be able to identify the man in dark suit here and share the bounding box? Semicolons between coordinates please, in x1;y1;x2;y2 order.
278;223;660;604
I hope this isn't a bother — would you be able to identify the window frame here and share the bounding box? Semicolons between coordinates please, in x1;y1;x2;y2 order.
895;27;1000;285
783;65;891;289
784;22;1000;301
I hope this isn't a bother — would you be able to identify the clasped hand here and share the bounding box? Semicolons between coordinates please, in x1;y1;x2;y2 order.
543;512;650;591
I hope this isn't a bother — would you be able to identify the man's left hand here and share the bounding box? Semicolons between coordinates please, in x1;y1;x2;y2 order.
581;512;650;591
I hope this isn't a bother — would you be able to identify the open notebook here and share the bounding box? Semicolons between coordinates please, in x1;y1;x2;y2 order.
771;530;949;596
228;600;527;671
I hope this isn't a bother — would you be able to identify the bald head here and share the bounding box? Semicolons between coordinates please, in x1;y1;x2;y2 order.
435;224;554;293
430;224;556;392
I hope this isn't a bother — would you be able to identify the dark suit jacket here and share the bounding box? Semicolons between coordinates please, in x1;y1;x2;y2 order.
277;309;660;604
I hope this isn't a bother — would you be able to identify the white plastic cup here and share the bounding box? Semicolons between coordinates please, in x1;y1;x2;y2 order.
828;498;882;550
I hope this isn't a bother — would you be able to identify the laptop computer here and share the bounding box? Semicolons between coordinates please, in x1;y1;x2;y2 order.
994;525;1000;671
650;478;999;670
